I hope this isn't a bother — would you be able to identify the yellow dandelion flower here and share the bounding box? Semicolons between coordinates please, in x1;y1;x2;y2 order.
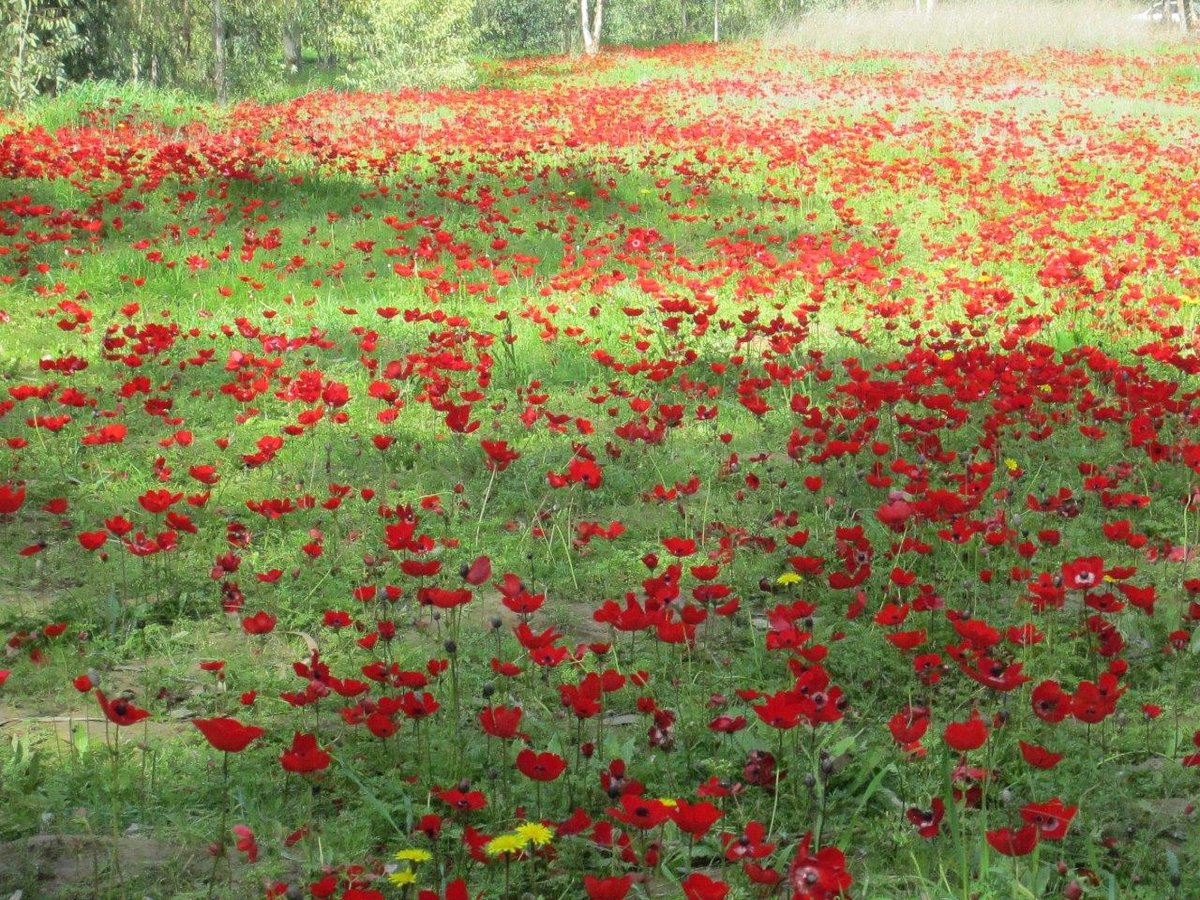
485;834;526;857
394;848;432;864
514;822;553;847
776;572;801;585
1004;458;1019;472
939;351;955;361
656;797;679;808
388;868;417;886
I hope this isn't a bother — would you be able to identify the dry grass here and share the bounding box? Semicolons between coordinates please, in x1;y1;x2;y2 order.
769;1;1193;52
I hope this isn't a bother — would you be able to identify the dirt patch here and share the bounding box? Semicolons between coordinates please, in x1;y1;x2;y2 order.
0;833;203;897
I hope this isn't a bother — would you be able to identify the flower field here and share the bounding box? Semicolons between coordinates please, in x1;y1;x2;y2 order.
1;41;1200;899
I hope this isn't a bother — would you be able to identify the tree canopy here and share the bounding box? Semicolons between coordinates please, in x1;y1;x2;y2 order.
2;0;808;107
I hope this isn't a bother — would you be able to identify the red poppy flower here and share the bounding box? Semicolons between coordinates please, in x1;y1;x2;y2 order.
1183;731;1200;767
416;813;443;839
461;555;491;585
985;823;1039;856
583;874;632;900
743;862;782;886
279;732;331;773
906;798;945;838
78;530;108;551
1061;556;1104;590
786;831;853;898
669;798;724;838
516;748;566;782
0;482;26;515
607;795;670;830
478;704;524;740
481;439;521;472
662;536;697;557
1031;680;1071;723
96;690;150;727
888;707;929;746
433;785;487;812
708;714;748;734
366;712;397;740
943;712;988;752
193;717;266;753
720;820;776;860
241;610;277;635
418;880;468;900
1018;741;1063;769
752;690;804;730
398;691;439;719
1020;798;1077;840
232;824;258;862
681;873;729;900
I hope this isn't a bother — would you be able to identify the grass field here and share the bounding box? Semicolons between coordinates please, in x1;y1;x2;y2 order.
1;21;1200;900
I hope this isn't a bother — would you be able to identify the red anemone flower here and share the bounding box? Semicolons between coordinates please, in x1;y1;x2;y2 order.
478;705;524;740
1061;556;1104;590
1019;798;1077;840
96;690;150;727
1018;741;1063;770
985;823;1039;856
0;482;26;515
1031;680;1071;723
681;873;729;900
583;874;633;900
193;717;266;753
668;798;724;838
241;610;278;635
516;748;566;782
279;732;331;773
786;831;853;898
607;794;670;830
232;824;258;862
943;712;988;751
906;798;945;838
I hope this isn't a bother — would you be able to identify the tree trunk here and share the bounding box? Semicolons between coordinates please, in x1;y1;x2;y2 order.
183;0;193;60
12;0;33;106
680;0;689;38
713;0;720;43
580;0;603;56
563;0;573;54
283;19;302;73
212;0;227;104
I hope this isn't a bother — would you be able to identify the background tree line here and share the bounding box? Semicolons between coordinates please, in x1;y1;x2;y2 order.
1;0;820;108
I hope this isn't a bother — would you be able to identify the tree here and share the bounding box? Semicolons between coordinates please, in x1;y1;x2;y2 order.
332;0;476;89
1;0;81;107
283;2;302;74
580;0;603;55
212;0;227;103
